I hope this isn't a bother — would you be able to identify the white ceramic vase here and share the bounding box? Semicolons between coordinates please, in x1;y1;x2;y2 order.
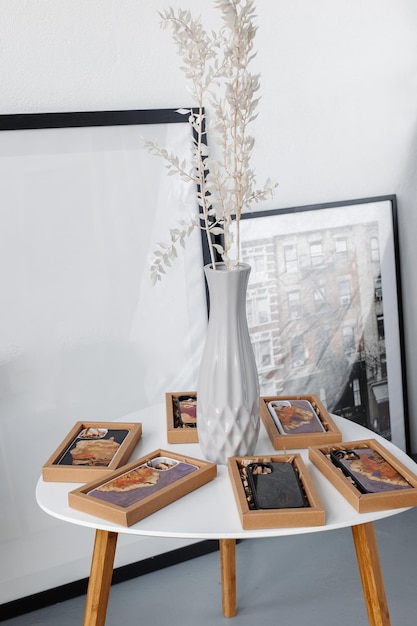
197;262;260;465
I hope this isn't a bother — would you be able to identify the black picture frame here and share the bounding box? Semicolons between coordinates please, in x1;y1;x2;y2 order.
0;107;211;265
0;108;193;131
0;107;210;401
238;196;409;452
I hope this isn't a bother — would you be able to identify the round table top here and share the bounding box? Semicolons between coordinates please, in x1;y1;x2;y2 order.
36;404;416;539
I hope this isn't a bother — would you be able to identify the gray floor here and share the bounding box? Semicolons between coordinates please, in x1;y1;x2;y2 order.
4;506;417;626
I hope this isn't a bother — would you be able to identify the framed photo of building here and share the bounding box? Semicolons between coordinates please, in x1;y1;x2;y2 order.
238;196;409;452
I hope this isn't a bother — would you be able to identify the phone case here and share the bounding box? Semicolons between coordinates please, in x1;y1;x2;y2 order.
268;400;325;435
176;395;197;428
330;448;411;494
247;462;308;509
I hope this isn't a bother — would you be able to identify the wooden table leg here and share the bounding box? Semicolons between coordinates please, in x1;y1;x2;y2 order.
219;538;236;618
351;522;390;626
83;529;118;626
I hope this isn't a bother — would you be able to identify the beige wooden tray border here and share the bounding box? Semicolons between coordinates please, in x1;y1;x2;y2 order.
309;438;417;513
260;394;342;450
68;448;217;527
166;391;199;443
228;453;325;530
42;421;142;483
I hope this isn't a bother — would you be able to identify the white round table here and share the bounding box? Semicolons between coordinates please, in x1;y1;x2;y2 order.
36;405;416;626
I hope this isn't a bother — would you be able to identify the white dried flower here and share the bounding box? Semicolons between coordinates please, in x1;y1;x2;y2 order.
147;0;278;279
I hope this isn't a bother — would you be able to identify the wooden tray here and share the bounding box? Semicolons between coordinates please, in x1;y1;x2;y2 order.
42;421;142;482
166;391;198;443
309;439;417;512
69;449;217;526
260;395;342;449
228;453;325;529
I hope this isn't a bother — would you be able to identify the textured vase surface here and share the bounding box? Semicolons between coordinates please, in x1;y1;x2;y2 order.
197;263;260;465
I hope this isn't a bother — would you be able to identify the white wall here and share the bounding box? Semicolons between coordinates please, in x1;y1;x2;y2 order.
1;0;417;604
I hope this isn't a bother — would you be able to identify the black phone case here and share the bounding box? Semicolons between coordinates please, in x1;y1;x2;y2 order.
247;462;307;509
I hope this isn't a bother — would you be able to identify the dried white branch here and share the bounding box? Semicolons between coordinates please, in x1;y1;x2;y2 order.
150;217;197;285
147;0;278;281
